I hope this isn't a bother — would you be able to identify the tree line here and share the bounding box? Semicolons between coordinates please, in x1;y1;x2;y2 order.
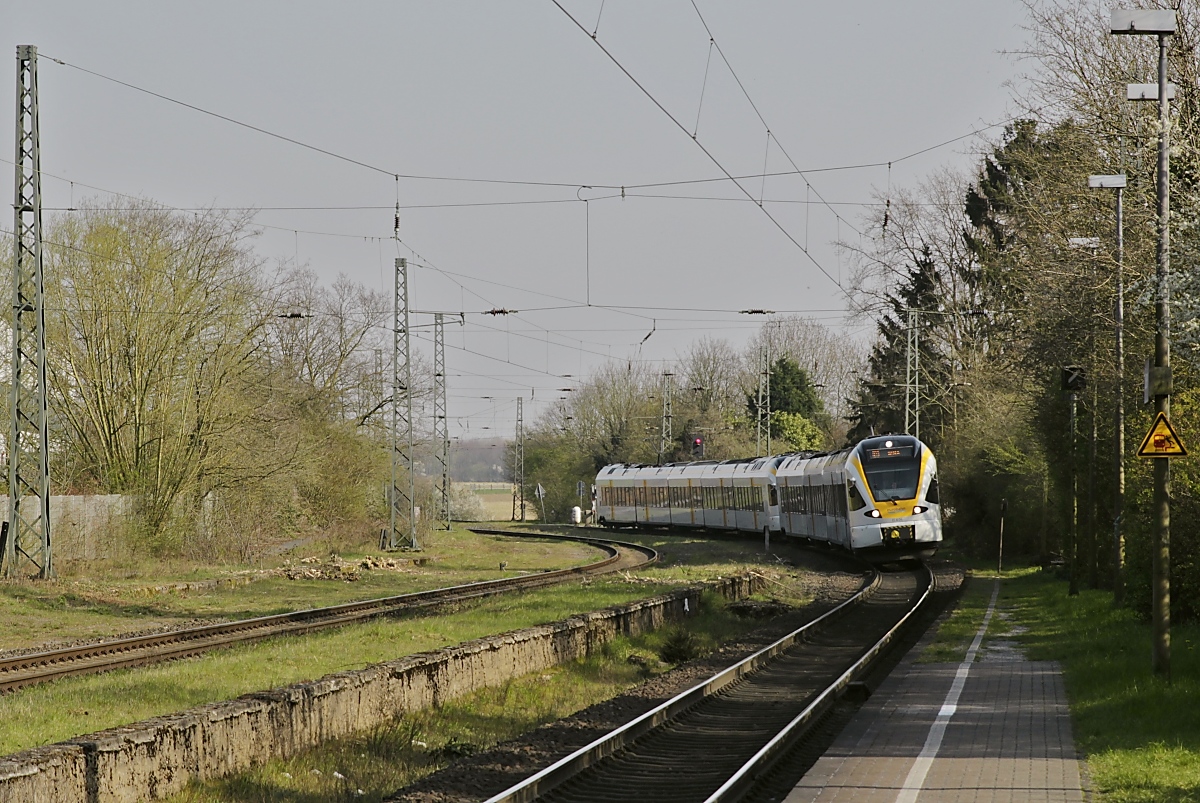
3;198;432;561
517;319;857;524
842;0;1200;622
521;2;1200;625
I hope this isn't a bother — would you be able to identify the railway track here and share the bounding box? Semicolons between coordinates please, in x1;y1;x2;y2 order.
0;529;656;694
483;562;932;803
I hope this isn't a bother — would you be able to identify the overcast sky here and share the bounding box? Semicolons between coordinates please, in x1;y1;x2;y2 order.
2;1;1031;443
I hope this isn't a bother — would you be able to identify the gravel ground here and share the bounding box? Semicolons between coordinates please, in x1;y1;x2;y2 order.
385;549;875;803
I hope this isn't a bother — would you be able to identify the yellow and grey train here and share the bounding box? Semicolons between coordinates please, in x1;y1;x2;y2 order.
594;435;942;561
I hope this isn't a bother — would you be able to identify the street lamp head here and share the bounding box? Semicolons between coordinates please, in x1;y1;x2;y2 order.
1111;9;1176;35
1089;174;1127;189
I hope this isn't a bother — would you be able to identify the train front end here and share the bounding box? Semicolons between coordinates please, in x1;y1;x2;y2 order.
847;435;942;560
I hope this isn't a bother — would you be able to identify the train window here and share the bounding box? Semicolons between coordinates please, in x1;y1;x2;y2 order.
926;476;940;505
769;486;778;507
848;480;866;511
862;455;921;502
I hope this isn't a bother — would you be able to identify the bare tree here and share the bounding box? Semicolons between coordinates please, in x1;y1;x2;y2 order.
45;200;274;539
744;316;866;424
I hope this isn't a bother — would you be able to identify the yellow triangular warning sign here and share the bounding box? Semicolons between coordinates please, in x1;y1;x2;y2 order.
1136;412;1188;458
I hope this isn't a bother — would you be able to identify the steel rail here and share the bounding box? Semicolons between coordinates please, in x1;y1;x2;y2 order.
482;563;894;803
0;530;657;693
704;563;934;802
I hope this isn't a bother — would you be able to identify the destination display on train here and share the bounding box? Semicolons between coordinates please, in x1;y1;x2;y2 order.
864;445;915;461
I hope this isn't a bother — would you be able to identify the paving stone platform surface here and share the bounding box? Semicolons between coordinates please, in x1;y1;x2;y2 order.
785;595;1085;802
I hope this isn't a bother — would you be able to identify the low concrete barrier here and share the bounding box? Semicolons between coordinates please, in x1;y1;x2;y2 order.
0;574;763;803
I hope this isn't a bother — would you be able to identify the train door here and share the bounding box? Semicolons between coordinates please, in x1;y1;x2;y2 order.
751;480;760;532
767;480;779;532
778;477;791;534
832;472;845;546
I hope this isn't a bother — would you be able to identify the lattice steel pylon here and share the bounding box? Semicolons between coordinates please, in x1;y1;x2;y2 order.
658;373;673;463
5;45;52;579
511;397;525;521
904;308;920;440
755;347;771;457
432;314;450;530
389;257;417;550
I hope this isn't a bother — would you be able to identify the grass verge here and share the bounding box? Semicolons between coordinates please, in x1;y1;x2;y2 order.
0;528;601;652
164;590;772;803
0;577;676;756
998;568;1200;802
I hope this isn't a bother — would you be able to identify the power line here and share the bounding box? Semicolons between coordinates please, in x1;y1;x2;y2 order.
43;54;592;190
28;55;1038;197
550;1;853;301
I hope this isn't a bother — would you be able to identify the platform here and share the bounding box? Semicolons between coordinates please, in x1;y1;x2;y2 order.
786;579;1085;802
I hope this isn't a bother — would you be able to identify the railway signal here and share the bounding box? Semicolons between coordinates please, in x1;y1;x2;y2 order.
1061;365;1086;391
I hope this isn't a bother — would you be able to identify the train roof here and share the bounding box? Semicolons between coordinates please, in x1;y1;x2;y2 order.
597;454;785;480
598;437;935;481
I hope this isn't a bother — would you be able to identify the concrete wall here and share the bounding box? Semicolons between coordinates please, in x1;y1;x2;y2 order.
1;495;129;564
0;574;763;803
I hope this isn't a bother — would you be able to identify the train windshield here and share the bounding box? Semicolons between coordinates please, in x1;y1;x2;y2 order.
859;441;921;502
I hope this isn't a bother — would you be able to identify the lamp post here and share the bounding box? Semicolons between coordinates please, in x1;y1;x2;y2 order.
1069;236;1101;591
1088;173;1127;605
1111;8;1174;679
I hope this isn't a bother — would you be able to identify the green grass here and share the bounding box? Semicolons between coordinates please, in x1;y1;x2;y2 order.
918;574;993;663
0;528;815;771
998;568;1200;802
163;590;777;803
0;528;598;652
0;577;677;756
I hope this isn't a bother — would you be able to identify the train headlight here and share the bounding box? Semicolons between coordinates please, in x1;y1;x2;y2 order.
912;505;927;514
868;509;882;518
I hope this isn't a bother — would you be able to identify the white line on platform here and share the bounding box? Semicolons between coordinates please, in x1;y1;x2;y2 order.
893;577;1000;803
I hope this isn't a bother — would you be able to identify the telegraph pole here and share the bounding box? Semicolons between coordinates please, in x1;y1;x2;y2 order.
1115;183;1126;605
512;397;526;521
1110;9;1173;677
5;45;52;578
389;257;417;550
1089;173;1127;604
433;314;450;530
